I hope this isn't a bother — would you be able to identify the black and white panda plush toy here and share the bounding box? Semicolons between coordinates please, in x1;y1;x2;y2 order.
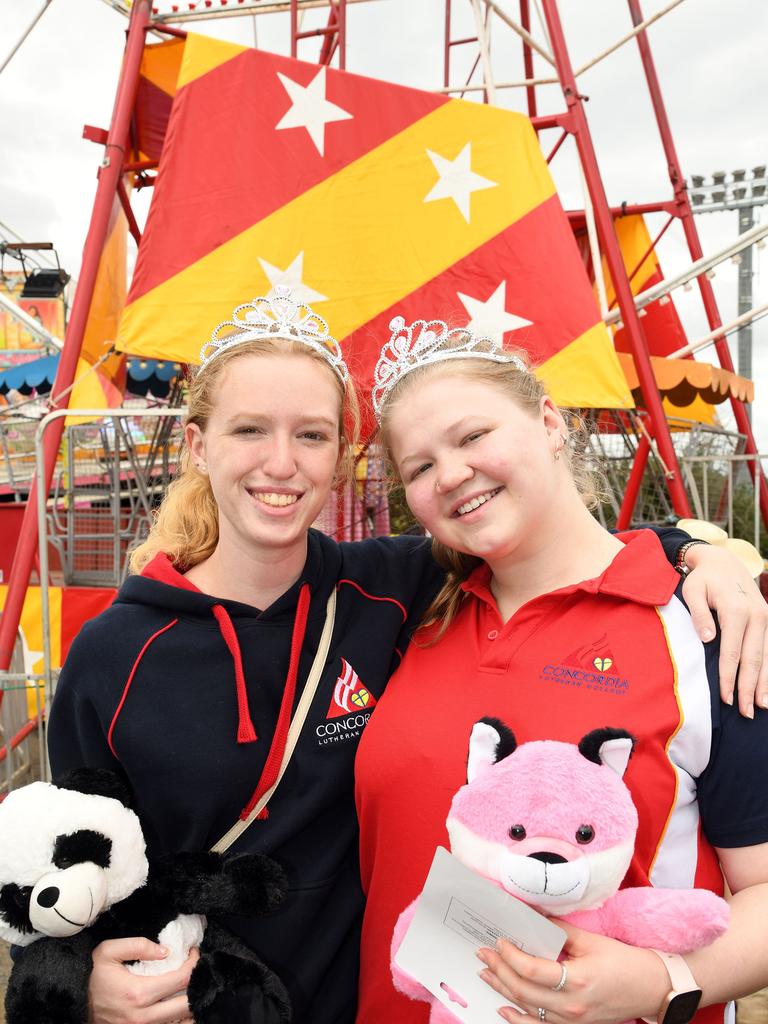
0;767;291;1024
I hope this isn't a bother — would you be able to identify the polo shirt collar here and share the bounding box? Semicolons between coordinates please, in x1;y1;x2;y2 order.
460;529;679;609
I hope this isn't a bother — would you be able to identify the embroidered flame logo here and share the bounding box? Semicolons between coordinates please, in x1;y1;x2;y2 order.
593;657;613;671
326;659;377;719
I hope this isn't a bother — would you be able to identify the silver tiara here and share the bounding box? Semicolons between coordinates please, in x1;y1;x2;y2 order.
371;315;528;420
200;286;348;384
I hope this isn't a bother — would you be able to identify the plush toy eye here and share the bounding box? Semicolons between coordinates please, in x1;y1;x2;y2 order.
508;824;527;841
53;829;112;870
575;824;595;844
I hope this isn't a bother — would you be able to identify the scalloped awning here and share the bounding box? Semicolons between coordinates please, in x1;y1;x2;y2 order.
617;353;753;407
0;355;182;399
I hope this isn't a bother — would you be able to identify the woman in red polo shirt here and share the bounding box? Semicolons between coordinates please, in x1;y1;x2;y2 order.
355;317;768;1024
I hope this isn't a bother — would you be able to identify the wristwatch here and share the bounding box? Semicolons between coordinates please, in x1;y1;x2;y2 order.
642;950;702;1024
674;539;708;578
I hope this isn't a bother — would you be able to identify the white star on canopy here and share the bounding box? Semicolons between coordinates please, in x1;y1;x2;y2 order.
457;282;532;342
423;143;498;222
275;66;353;157
258;252;328;305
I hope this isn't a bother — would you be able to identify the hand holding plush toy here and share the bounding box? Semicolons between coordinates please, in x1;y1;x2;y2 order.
0;768;291;1024
392;720;730;1023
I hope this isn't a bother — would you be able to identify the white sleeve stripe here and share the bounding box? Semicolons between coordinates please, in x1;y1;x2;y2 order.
649;596;712;890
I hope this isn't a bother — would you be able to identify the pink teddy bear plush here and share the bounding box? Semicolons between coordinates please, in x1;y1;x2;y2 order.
392;719;730;1022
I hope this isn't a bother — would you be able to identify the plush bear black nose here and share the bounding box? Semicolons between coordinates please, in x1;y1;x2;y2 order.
36;887;60;908
528;852;567;865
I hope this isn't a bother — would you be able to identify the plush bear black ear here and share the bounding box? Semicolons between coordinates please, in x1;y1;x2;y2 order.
56;767;134;808
578;727;635;779
467;717;517;783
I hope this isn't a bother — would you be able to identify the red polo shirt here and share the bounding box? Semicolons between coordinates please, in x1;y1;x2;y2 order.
355;531;765;1024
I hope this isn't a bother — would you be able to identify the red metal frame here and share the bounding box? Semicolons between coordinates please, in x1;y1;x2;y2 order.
117;178;142;247
627;0;768;525
618;433;652;528
290;0;346;69
540;0;692;517
0;0;153;676
441;0;765;528
519;0;538;119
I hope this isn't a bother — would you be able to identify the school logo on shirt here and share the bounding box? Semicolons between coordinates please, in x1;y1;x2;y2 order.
326;658;377;719
316;659;377;746
539;635;631;695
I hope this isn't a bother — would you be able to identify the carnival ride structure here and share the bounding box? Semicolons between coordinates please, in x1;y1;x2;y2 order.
0;0;765;789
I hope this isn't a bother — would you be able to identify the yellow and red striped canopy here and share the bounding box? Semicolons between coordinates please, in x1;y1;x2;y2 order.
117;34;632;412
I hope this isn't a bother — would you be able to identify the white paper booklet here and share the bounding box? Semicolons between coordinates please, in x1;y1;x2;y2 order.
394;847;566;1024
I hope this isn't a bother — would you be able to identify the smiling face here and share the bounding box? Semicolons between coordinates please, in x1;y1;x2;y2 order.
186;352;342;562
386;365;568;567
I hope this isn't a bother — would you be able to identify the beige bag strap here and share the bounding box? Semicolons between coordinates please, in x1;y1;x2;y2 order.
211;588;337;854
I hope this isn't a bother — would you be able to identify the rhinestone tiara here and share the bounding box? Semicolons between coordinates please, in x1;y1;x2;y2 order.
371;315;528;420
199;286;348;384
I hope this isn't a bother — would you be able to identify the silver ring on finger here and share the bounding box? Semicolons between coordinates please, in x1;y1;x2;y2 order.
538;1008;547;1022
552;961;568;992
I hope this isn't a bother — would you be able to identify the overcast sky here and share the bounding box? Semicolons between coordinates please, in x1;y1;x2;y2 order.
1;0;766;450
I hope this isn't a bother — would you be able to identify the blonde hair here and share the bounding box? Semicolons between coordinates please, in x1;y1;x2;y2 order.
379;353;604;642
130;338;360;574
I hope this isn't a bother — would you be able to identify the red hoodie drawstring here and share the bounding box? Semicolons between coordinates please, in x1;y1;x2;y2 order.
212;604;258;744
136;554;314;820
241;582;311;820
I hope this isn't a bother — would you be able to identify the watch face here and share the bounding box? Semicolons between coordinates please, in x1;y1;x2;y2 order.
664;990;703;1024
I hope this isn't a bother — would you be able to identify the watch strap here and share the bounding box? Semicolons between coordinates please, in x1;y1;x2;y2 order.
650;950;699;993
641;950;701;1024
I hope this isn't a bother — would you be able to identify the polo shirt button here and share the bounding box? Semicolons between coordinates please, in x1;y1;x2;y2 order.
487;630;498;640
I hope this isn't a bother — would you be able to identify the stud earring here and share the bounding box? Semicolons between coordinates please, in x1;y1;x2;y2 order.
198;461;207;473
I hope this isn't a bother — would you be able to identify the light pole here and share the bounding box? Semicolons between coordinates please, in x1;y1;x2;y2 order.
689;166;767;420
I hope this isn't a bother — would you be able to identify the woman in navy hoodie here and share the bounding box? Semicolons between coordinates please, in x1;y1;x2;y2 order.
47;291;767;1024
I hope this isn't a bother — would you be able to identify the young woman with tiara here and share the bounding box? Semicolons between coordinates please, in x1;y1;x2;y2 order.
47;291;765;1024
355;317;768;1024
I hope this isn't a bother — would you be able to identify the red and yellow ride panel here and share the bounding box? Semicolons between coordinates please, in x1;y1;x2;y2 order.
117;34;631;413
0;586;115;718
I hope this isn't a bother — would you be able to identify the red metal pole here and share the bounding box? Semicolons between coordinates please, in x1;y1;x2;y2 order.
627;0;768;528
566;201;678;222
616;434;651;529
545;128;567;165
531;112;571;131
317;4;339;66
0;0;152;674
117;178;142;246
0;715;41;765
519;0;538;119
337;0;346;70
540;0;691;517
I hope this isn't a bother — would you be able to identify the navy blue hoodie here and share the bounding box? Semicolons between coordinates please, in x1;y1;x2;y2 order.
47;526;687;1022
48;530;443;1024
